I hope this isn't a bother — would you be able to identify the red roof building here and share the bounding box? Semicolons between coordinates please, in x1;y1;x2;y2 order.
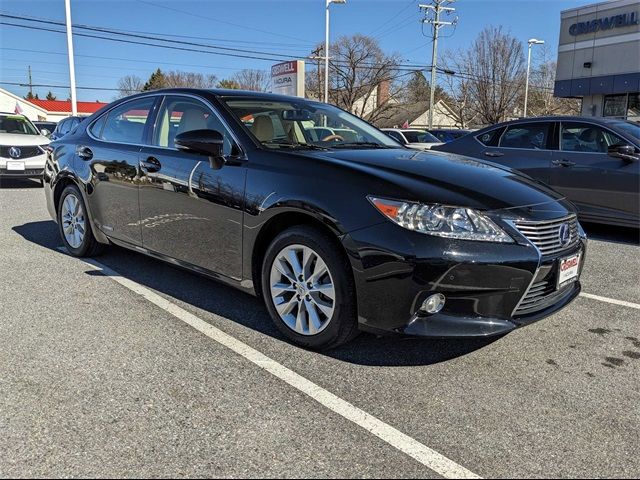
28;99;108;116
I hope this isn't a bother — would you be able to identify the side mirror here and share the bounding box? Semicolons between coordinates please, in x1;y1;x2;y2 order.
175;129;225;169
608;143;638;162
40;129;51;137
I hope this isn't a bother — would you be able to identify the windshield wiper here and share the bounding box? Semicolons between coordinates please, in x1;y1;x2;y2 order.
329;142;393;149
262;140;329;151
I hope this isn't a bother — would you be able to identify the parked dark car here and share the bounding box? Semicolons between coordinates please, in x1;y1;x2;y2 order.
44;89;586;349
433;117;639;227
50;115;84;141
428;128;473;143
33;121;57;137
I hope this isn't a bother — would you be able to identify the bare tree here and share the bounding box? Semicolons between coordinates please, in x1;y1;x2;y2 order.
117;75;144;98
441;50;479;128
526;46;580;117
164;71;218;88
455;26;526;125
327;34;401;124
231;69;271;92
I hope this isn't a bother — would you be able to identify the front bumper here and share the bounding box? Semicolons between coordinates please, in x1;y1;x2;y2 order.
342;221;586;338
0;154;46;179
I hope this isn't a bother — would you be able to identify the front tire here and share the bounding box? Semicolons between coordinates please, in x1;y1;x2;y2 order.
261;225;359;350
57;184;104;257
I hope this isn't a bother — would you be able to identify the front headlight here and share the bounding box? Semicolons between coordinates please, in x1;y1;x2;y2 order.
368;196;514;243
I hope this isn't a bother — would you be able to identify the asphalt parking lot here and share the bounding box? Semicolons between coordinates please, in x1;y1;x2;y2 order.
1;178;639;478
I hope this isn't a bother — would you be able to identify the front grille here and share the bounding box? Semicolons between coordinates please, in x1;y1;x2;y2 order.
0;145;44;159
514;215;579;257
514;279;557;315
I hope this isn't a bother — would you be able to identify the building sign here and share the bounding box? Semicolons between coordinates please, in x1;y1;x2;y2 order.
569;11;638;35
271;60;305;97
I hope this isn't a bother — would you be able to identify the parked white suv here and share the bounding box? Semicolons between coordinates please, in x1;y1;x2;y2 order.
382;128;443;150
0;113;50;184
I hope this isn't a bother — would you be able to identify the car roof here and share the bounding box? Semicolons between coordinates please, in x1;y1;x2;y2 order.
488;116;633;129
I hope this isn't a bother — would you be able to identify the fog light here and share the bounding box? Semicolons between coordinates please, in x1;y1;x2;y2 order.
421;293;446;314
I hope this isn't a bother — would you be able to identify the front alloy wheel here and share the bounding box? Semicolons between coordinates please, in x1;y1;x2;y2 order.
261;225;358;350
269;244;336;336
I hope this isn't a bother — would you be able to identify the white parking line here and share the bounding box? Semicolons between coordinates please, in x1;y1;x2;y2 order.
580;292;640;310
66;252;481;479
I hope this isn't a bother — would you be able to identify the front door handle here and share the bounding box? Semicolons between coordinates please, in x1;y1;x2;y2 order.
484;151;504;158
552;159;576;167
140;156;161;173
76;145;93;160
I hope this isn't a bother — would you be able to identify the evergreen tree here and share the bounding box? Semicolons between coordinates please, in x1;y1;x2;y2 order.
217;79;241;89
24;91;35;100
142;68;167;91
46;91;57;101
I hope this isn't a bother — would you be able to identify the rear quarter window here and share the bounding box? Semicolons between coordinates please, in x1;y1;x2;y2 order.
476;127;504;146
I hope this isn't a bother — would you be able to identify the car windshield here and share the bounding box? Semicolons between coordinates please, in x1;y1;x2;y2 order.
613;121;640;142
0;114;39;135
221;97;400;150
401;130;440;143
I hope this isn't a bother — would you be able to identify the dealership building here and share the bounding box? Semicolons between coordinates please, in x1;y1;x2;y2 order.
555;0;639;120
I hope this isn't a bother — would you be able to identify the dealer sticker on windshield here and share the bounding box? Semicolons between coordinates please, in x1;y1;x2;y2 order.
558;252;581;288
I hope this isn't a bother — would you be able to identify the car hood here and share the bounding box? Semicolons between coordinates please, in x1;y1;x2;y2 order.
306;148;570;214
0;133;50;146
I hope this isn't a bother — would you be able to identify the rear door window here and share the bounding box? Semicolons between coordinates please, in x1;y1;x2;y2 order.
99;97;156;144
499;123;551;150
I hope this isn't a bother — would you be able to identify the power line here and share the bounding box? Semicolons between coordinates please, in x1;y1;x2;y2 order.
0;17;436;72
0;13;304;61
0;80;120;92
368;0;418;36
136;0;313;44
0;48;249;72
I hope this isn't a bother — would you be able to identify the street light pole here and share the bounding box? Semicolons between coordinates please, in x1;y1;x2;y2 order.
324;0;346;105
524;38;544;118
64;0;78;115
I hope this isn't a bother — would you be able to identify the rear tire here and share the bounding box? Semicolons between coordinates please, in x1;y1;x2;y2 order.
57;184;104;257
261;225;359;350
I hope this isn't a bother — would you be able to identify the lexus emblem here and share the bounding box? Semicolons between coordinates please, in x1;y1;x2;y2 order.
559;223;571;246
8;147;21;159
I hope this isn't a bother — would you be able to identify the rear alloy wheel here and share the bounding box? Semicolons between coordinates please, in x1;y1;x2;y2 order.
57;184;104;257
262;226;358;350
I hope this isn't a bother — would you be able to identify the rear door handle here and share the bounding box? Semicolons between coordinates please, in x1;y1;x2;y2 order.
483;151;504;158
552;159;576;167
140;156;161;173
76;145;93;160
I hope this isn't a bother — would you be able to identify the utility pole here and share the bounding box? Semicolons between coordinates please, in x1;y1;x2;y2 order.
64;0;78;115
28;66;33;98
420;1;456;129
310;46;324;101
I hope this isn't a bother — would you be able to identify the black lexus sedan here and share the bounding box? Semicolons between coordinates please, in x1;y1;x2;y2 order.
44;89;587;349
433;117;640;228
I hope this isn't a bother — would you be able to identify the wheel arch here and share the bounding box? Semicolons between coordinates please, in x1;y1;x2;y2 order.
250;209;350;298
52;173;110;244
